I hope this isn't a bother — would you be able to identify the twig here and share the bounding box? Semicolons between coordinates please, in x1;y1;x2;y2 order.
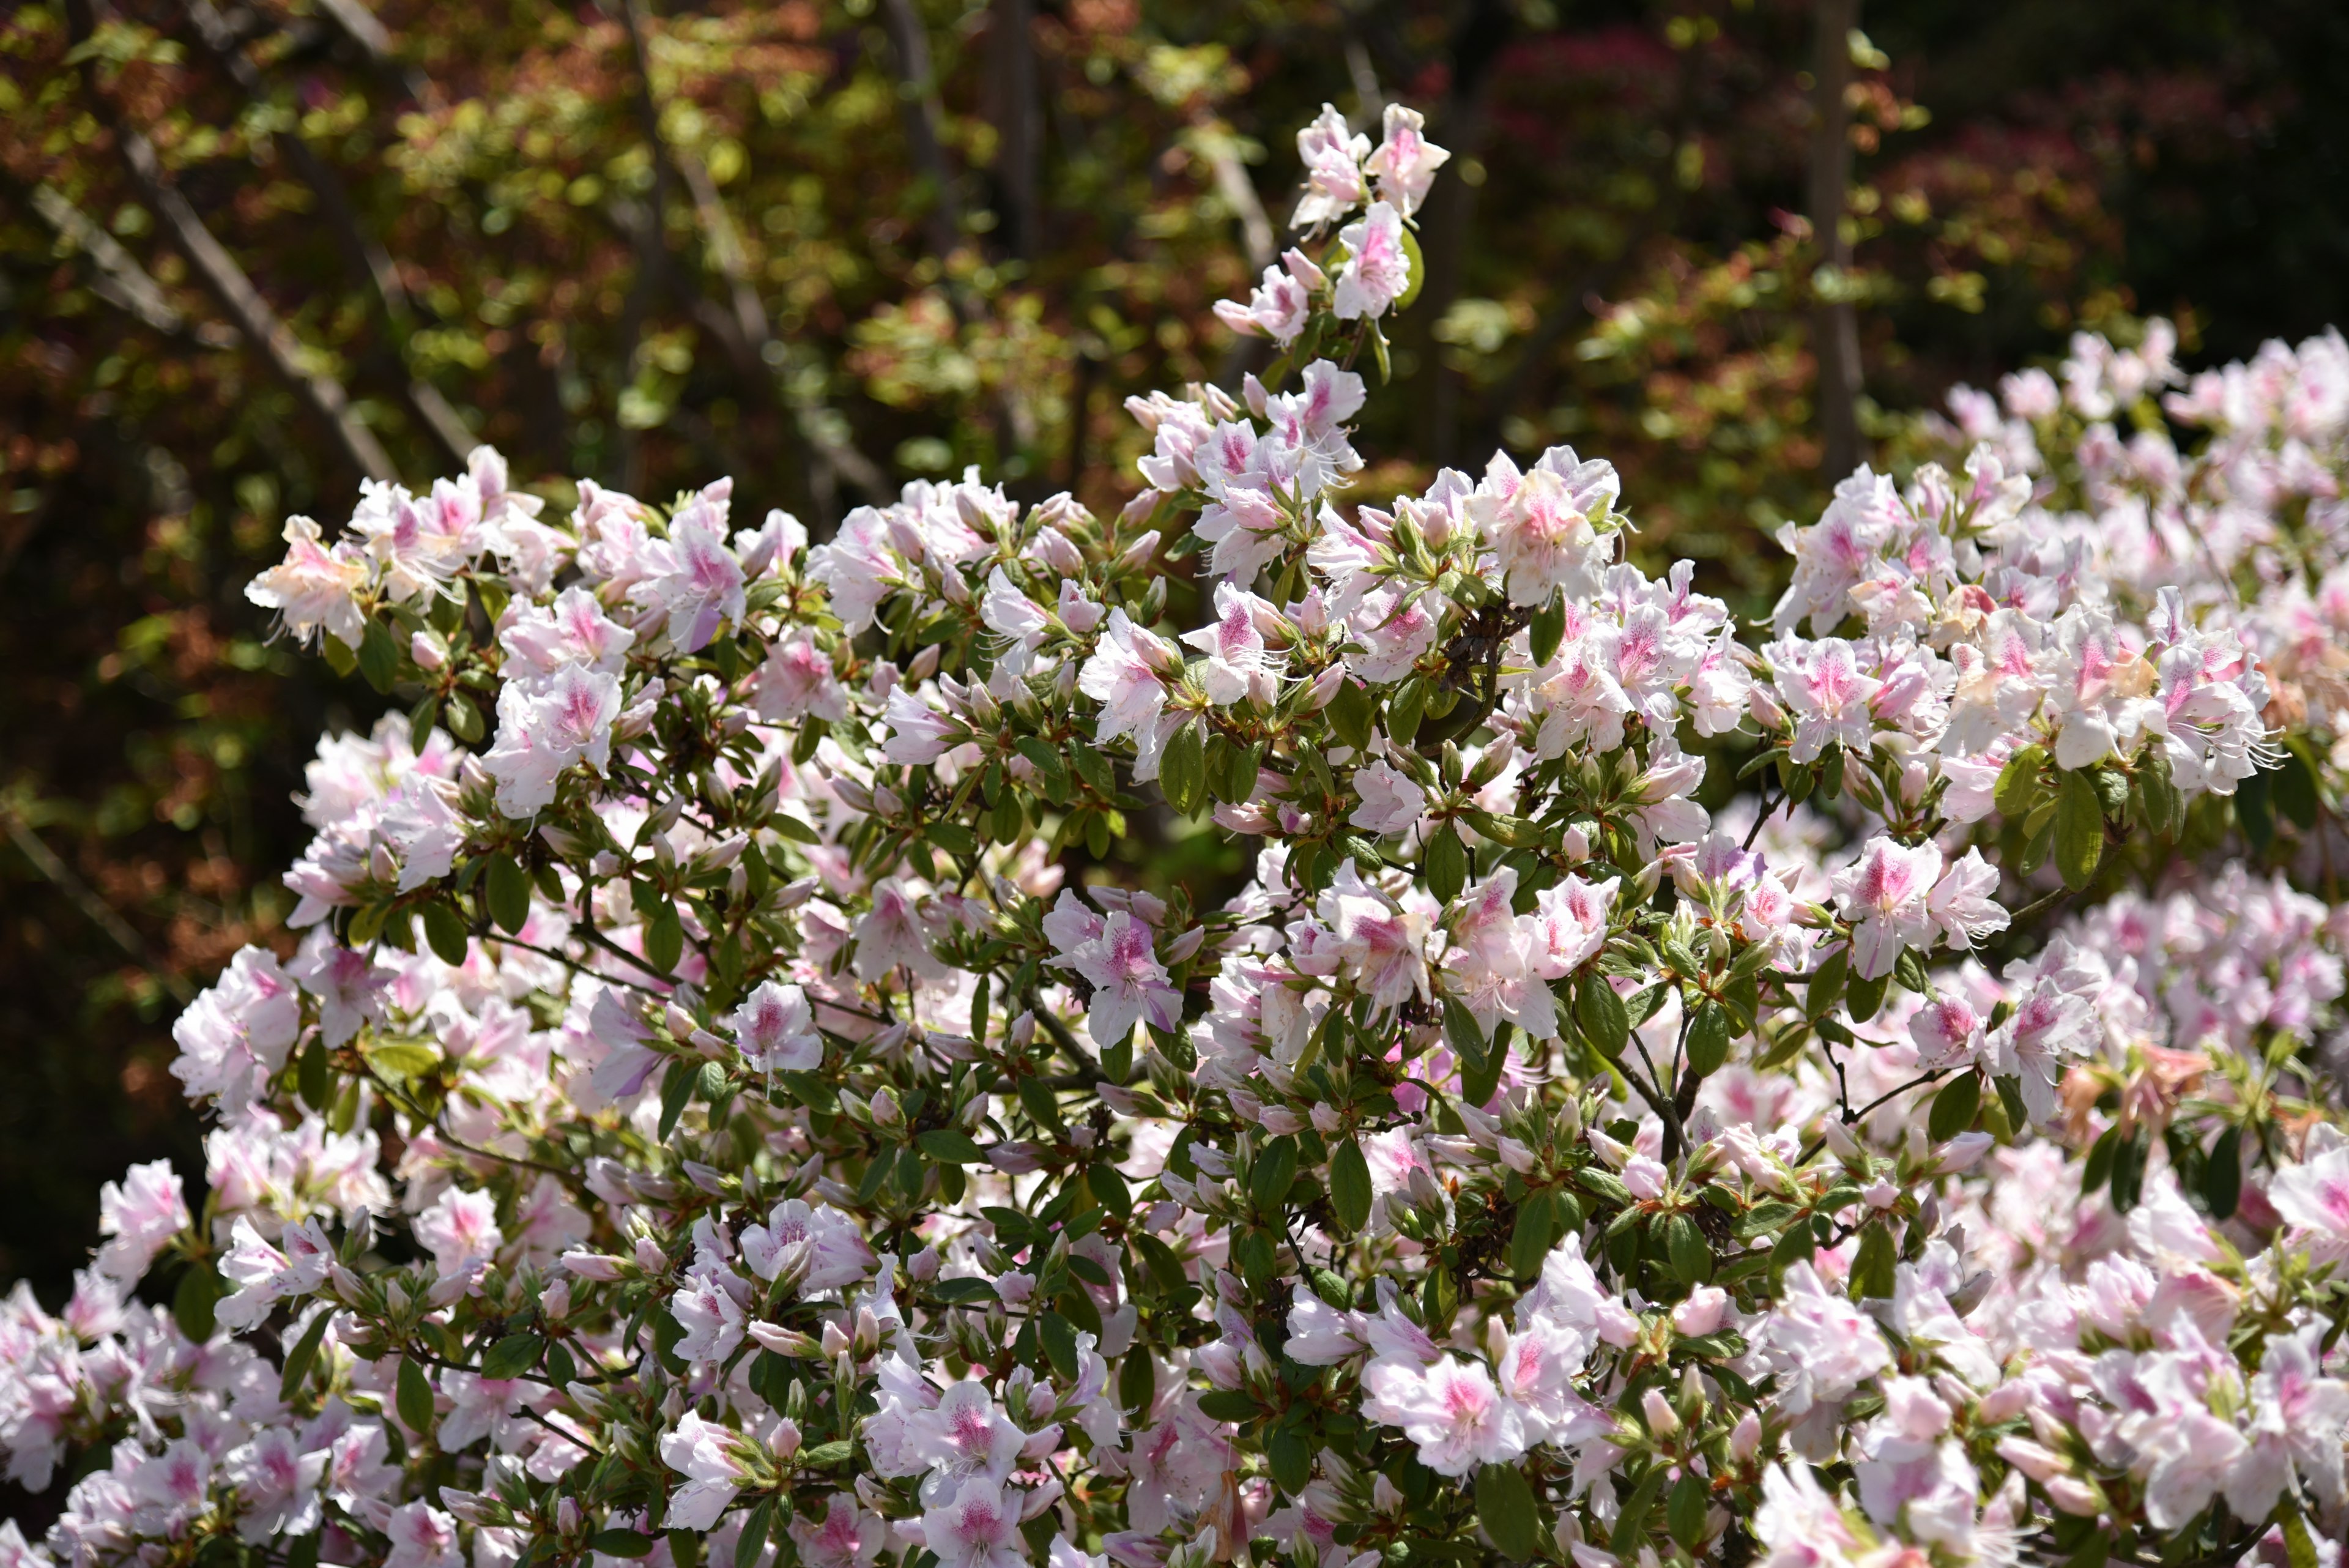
183;0;473;467
29;182;188;337
68;0;398;482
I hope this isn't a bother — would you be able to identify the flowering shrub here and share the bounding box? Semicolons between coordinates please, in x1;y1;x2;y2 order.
9;104;2349;1568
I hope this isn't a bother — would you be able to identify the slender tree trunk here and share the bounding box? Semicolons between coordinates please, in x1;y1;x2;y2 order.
1809;0;1863;479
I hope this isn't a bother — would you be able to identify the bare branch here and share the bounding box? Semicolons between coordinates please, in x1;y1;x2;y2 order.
185;0;473;467
1191;118;1274;273
29;181;190;338
606;0;885;510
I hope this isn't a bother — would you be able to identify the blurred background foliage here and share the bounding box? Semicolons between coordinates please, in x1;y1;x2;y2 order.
1;0;2345;1320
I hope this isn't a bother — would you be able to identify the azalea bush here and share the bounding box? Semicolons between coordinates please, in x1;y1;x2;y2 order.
10;103;2349;1568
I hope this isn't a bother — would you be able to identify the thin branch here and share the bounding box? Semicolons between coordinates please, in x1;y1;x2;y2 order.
604;0;884;513
184;0;473;467
1192;118;1273;273
29;182;188;337
68;0;398;483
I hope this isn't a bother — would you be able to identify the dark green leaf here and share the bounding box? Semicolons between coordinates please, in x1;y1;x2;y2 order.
2202;1126;2243;1220
1684;999;1731;1077
486;855;531;934
2055;769;2106;890
1576;974;1629;1058
357;619;401;694
592;1532;655;1558
1666;1471;1710;1549
1329;1137;1373;1233
482;1332;544;1381
1849;1224;1896;1300
1475;1463;1540;1560
1196;1389;1259;1422
1993;745;2046;817
421;899;470;965
1527;596;1565;667
1039;1312;1079;1380
280;1309;334;1400
1424;827;1467;902
918;1128;985;1164
397;1355;436;1436
1250;1137;1299;1217
735;1499;775;1568
1325;678;1373;751
1926;1073;1981;1143
644;902;685;974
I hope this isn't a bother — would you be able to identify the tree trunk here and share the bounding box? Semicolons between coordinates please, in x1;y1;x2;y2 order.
1808;0;1863;480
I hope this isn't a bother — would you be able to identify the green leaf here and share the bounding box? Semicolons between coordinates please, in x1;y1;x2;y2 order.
798;1440;854;1468
644;901;685;974
1527;596;1565;667
2055;768;2106;891
2109;1126;2148;1214
1016;737;1070;803
1387;677;1427;745
735;1499;776;1568
1196;1388;1259;1422
1683;999;1731;1077
486;855;532;934
1423;826;1467;902
592;1532;655;1559
357;619;401;694
173;1262;218;1340
1160;721;1206;815
1508;1190;1560;1279
2202;1126;2243;1220
1610;1466;1666;1556
1666;1471;1710;1549
658;1059;698;1141
1663;1213;1710;1282
444;692;484;743
397;1355;436;1436
2276;746;2321;829
1329;1136;1373;1233
1039;1311;1080;1380
1475;1463;1540;1560
2282;1510;2320;1568
1118;1347;1157;1413
408;694;441;752
930;1277;998;1305
2238;768;2276;852
280;1309;335;1400
1087;1162;1131;1214
297;1037;332;1113
1394;225;1428;312
365;1041;440;1082
1249;1136;1299;1216
1993;744;2046;817
1844;968;1889;1024
1325;677;1373;750
1267;1425;1312;1496
2080;1124;2121;1196
421;899;471;965
1805;947;1849;1019
1849;1224;1896;1300
481;1332;544;1381
926;820;978;856
1576;974;1630;1058
1927;1073;1981;1143
917;1129;985;1164
772;812;821;844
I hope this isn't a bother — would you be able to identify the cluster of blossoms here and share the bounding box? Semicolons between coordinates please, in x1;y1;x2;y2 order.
12;108;2349;1568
